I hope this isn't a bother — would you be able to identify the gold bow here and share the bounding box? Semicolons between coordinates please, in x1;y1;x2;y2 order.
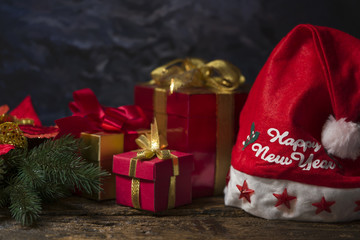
134;118;172;160
129;118;179;210
150;58;245;93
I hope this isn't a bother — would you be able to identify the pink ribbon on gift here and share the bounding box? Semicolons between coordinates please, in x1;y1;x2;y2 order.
55;88;149;138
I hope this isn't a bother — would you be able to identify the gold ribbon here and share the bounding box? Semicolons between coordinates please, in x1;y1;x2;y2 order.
150;58;245;94
0;122;27;149
214;94;235;195
129;118;179;210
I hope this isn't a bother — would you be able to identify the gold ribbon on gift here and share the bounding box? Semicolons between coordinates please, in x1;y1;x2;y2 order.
0;122;28;148
150;58;244;195
129;119;179;210
150;58;245;94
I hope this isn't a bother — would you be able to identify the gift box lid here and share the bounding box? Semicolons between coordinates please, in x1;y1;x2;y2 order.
113;151;194;181
134;83;249;118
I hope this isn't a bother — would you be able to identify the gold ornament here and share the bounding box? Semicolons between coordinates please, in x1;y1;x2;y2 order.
0;122;27;149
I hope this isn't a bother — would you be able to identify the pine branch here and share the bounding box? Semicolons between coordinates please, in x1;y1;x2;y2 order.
8;181;42;226
0;186;9;208
0;135;108;226
0;158;5;182
36;182;71;202
22;135;109;195
3;148;27;168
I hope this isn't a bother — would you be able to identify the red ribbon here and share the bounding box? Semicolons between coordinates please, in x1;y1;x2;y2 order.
55;88;149;138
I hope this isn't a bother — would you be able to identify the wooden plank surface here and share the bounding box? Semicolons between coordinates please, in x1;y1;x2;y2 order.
0;196;359;240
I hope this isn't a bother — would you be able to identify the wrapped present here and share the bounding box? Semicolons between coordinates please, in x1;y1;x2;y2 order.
80;132;124;200
135;58;249;198
113;119;194;212
55;88;150;200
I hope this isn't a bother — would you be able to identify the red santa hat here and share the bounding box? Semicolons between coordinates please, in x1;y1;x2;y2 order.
224;24;360;222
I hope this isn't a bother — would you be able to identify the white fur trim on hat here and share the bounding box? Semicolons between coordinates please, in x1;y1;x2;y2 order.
224;166;360;222
321;115;360;160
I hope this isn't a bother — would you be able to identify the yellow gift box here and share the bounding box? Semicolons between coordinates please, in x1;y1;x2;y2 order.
80;132;124;200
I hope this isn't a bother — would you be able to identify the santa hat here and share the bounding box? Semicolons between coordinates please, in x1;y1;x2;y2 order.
224;24;360;222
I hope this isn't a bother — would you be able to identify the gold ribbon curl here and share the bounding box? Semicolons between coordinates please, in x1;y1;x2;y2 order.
0;122;27;149
150;58;245;93
129;118;179;210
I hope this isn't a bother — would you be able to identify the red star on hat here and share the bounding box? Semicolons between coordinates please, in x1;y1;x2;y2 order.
236;180;254;203
273;188;296;209
354;200;360;212
312;197;335;215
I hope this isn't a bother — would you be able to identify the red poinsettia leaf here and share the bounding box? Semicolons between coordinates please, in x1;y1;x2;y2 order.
19;125;59;138
10;96;42;126
0;144;15;155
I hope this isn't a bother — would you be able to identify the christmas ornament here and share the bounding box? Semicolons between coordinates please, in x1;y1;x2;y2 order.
225;24;360;222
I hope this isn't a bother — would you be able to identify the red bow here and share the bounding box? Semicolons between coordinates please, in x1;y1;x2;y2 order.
55;88;149;138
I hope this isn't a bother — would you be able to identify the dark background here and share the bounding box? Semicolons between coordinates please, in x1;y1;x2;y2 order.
1;0;360;125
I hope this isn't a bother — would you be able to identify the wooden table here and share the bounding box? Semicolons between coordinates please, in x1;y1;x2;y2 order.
0;196;359;239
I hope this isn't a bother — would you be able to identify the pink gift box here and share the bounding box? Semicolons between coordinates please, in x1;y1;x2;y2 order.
113;151;194;212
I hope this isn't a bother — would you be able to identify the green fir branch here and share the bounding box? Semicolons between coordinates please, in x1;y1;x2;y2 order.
36;182;71;202
3;148;27;168
8;181;42;226
0;186;9;208
0;135;109;226
0;158;5;182
23;135;108;195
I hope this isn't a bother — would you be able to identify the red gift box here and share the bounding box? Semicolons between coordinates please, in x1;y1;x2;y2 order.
134;83;248;198
113;151;194;212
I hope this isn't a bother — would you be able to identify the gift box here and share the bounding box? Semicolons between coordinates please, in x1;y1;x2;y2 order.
55;88;151;200
80;132;124;200
80;130;149;200
135;59;249;198
113;150;194;212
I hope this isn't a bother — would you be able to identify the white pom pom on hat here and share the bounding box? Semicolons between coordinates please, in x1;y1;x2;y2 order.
321;115;360;160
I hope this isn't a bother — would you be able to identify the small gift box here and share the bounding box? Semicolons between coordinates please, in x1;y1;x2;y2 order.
55;88;150;200
135;58;249;198
113;119;194;212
